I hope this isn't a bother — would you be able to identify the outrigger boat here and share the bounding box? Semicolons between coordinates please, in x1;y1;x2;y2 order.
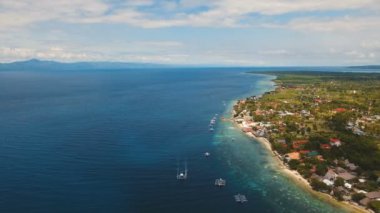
234;194;248;203
214;178;226;187
176;161;188;180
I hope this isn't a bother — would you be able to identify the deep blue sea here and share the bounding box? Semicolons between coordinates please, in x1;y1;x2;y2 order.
0;68;351;212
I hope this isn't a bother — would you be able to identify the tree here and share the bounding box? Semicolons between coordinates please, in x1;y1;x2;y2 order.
315;163;328;176
369;201;380;213
310;178;330;192
334;177;344;187
333;189;344;201
329;112;353;131
297;166;312;178
288;159;300;170
273;143;289;155
351;193;366;203
313;123;318;131
285;121;298;133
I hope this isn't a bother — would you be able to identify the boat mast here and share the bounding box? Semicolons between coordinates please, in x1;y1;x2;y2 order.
184;160;188;177
176;159;179;177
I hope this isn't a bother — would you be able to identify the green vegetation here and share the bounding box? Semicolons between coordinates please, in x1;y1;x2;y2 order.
234;71;380;206
369;200;380;213
351;193;366;202
334;177;344;187
310;178;330;192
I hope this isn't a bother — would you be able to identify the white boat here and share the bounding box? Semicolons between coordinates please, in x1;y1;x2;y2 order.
176;161;188;180
215;178;226;186
234;194;248;203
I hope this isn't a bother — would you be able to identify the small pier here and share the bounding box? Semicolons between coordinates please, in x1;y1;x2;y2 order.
214;178;226;187
234;194;247;203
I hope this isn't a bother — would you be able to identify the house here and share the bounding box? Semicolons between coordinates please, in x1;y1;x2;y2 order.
300;110;310;116
314;98;322;103
323;169;338;182
320;144;331;150
366;191;380;199
338;172;356;181
285;152;301;161
336;186;350;196
242;127;253;133
344;159;358;171
335;167;347;174
276;139;286;144
300;150;310;155
353;128;365;136
334;108;347;113
311;173;322;181
310;165;317;173
254;129;266;137
344;183;352;189
330;138;342;147
359;197;371;206
316;155;324;161
292;140;308;149
346;122;354;129
307;151;319;157
323;179;334;186
357;190;368;194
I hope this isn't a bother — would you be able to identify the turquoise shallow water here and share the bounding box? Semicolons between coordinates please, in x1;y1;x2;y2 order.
0;68;346;212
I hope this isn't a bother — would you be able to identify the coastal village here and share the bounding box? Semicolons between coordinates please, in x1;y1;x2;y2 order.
233;72;380;213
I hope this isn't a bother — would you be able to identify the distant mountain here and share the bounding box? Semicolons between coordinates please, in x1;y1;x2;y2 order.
0;59;170;71
348;65;380;69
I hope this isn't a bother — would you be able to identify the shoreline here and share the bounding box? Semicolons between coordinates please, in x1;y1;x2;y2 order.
231;76;370;213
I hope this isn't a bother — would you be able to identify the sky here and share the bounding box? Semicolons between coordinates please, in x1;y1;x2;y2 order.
1;0;380;66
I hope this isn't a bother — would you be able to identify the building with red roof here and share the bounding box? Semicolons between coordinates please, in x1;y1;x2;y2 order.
330;138;342;147
334;108;347;113
320;144;331;150
300;150;310;155
292;140;308;149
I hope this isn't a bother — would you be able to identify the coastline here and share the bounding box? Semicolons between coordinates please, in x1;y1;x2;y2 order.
231;75;370;213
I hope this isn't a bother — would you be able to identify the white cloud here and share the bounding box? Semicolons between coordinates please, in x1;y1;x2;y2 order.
0;0;109;28
345;50;377;60
286;16;380;32
131;41;183;48
259;49;291;55
361;40;380;49
1;0;380;65
1;0;380;29
0;47;95;62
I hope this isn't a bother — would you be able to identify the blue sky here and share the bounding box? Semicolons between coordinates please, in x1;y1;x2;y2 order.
1;0;380;66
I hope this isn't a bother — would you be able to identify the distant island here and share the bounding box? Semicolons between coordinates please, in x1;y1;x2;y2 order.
234;71;380;213
348;65;380;69
0;59;171;71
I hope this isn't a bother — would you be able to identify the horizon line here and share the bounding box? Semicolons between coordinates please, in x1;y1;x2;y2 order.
1;58;379;68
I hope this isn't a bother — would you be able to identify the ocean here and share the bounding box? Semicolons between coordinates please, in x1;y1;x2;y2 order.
0;68;347;212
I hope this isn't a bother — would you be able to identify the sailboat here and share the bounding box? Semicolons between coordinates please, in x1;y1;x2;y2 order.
176;160;188;180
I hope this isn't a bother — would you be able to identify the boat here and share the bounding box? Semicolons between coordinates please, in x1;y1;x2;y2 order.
234;194;248;203
204;152;210;157
214;178;226;187
176;161;188;180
